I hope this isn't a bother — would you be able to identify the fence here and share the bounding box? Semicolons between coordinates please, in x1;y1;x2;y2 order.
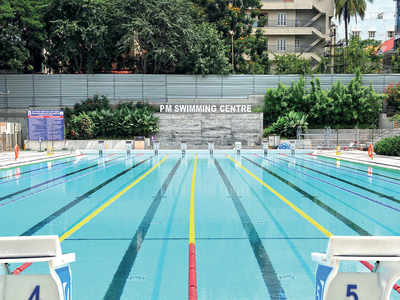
0;122;22;151
1;74;400;108
297;128;400;149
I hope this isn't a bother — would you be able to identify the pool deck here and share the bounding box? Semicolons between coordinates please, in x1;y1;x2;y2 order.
0;151;74;169
315;150;400;171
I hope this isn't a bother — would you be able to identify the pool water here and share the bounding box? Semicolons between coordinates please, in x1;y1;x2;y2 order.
1;151;400;299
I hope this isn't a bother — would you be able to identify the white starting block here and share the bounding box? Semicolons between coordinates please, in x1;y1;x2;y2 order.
98;140;105;157
234;142;242;155
290;141;296;156
0;236;75;300
312;236;400;300
126;141;132;156
181;142;187;156
208;142;214;155
262;142;269;156
153;142;160;156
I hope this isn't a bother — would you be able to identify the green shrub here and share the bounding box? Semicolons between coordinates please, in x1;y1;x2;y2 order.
374;136;400;156
264;111;308;138
65;97;159;139
385;82;400;112
69;112;96;139
263;72;384;134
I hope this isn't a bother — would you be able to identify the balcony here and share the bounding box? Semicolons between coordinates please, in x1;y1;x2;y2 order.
257;19;326;38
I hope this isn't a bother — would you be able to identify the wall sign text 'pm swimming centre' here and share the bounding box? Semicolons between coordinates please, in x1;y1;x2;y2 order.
159;104;252;113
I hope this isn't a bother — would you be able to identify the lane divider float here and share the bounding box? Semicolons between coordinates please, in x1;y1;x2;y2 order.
189;155;198;300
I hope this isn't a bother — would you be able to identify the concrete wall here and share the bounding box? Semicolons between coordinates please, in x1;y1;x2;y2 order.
155;113;263;149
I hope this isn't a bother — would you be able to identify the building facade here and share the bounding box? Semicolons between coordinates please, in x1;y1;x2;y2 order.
336;0;395;42
257;0;334;63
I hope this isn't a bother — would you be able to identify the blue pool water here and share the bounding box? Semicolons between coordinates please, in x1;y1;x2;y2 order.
1;151;400;299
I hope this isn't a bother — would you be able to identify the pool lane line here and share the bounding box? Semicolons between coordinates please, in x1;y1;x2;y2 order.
0;154;85;182
189;155;198;300
20;156;153;236
231;161;314;281
278;155;400;205
0;157;125;208
12;154;159;275
59;155;168;242
308;154;400;181
103;157;180;300
151;160;192;300
228;155;333;237
214;158;287;299
0;154;119;203
295;155;400;186
277;156;400;214
229;155;400;295
243;156;370;236
255;154;399;235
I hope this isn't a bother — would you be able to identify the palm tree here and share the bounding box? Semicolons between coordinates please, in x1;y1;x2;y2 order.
335;0;373;45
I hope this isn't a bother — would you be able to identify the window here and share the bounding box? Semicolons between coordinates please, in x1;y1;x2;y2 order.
277;39;286;51
278;13;287;26
368;31;376;39
295;39;300;50
388;30;395;39
352;31;360;38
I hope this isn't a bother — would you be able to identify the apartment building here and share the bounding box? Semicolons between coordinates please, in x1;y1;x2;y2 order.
257;0;334;63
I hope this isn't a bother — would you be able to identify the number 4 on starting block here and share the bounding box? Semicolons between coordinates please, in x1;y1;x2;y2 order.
312;236;400;300
0;236;75;300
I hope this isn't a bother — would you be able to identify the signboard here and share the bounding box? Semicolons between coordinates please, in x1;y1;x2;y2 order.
159;104;252;113
28;111;64;141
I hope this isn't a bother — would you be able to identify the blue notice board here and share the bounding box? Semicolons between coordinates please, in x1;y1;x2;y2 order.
28;110;65;141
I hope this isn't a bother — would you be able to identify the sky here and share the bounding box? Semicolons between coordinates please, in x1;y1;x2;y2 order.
335;0;396;41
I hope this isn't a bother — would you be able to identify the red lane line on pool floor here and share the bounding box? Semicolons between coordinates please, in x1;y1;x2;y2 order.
189;155;198;300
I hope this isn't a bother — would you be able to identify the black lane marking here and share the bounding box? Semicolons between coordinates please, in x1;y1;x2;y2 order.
0;158;75;181
0;156;120;203
21;157;152;236
313;155;400;181
214;159;287;300
278;157;400;205
66;237;329;241
103;158;181;300
243;156;370;236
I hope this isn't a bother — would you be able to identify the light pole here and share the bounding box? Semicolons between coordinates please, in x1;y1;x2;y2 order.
229;30;234;74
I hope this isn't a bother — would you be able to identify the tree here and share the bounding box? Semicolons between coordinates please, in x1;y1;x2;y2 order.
239;29;270;74
335;0;373;46
118;0;230;74
0;0;46;72
343;37;382;73
272;54;313;75
192;0;263;73
44;0;120;73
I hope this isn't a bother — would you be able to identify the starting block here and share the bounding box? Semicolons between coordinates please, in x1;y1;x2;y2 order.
181;142;187;156
208;142;214;155
98;140;104;157
153;142;160;156
312;236;400;300
126;141;132;156
234;142;242;155
262;141;268;156
0;236;75;300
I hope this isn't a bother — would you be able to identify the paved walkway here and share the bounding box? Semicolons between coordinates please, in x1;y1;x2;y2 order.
316;150;400;171
0;151;74;169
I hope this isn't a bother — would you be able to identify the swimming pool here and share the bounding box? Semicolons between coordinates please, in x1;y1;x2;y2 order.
1;151;400;299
